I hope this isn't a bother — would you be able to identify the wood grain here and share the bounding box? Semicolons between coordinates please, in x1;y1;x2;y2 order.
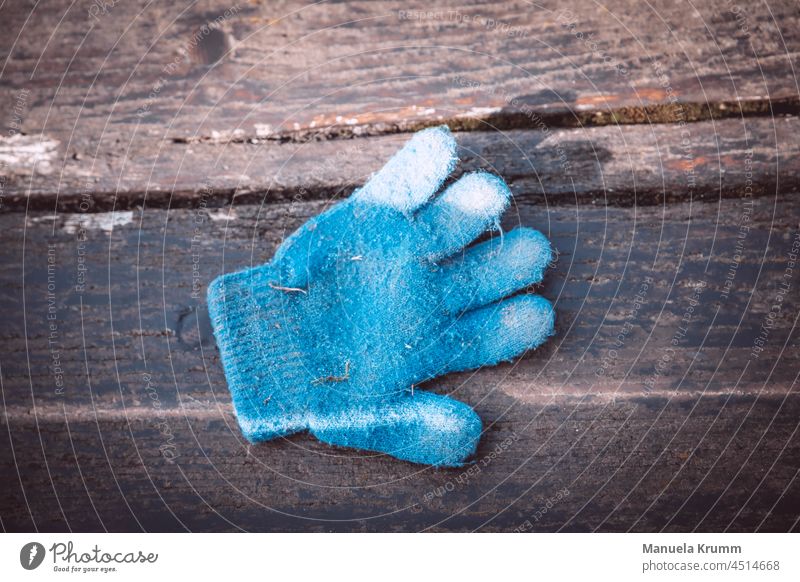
2;115;799;210
1;0;798;146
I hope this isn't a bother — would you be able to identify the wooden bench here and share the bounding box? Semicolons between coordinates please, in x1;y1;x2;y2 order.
1;0;799;532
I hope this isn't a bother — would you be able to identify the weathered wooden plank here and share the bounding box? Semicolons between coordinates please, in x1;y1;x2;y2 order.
2;116;799;210
2;395;799;532
1;0;798;147
2;190;799;531
3;193;798;407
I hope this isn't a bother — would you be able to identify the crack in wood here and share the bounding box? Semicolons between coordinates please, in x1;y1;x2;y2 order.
170;96;800;145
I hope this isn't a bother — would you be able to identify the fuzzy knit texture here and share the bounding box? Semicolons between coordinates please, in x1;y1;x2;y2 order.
207;126;555;467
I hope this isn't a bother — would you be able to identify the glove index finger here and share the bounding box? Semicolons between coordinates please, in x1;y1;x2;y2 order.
354;125;457;213
414;171;512;261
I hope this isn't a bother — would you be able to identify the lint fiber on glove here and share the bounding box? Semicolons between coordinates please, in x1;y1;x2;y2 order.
207;126;555;467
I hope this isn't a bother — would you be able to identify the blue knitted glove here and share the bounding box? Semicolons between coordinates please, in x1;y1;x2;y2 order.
207;126;555;466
